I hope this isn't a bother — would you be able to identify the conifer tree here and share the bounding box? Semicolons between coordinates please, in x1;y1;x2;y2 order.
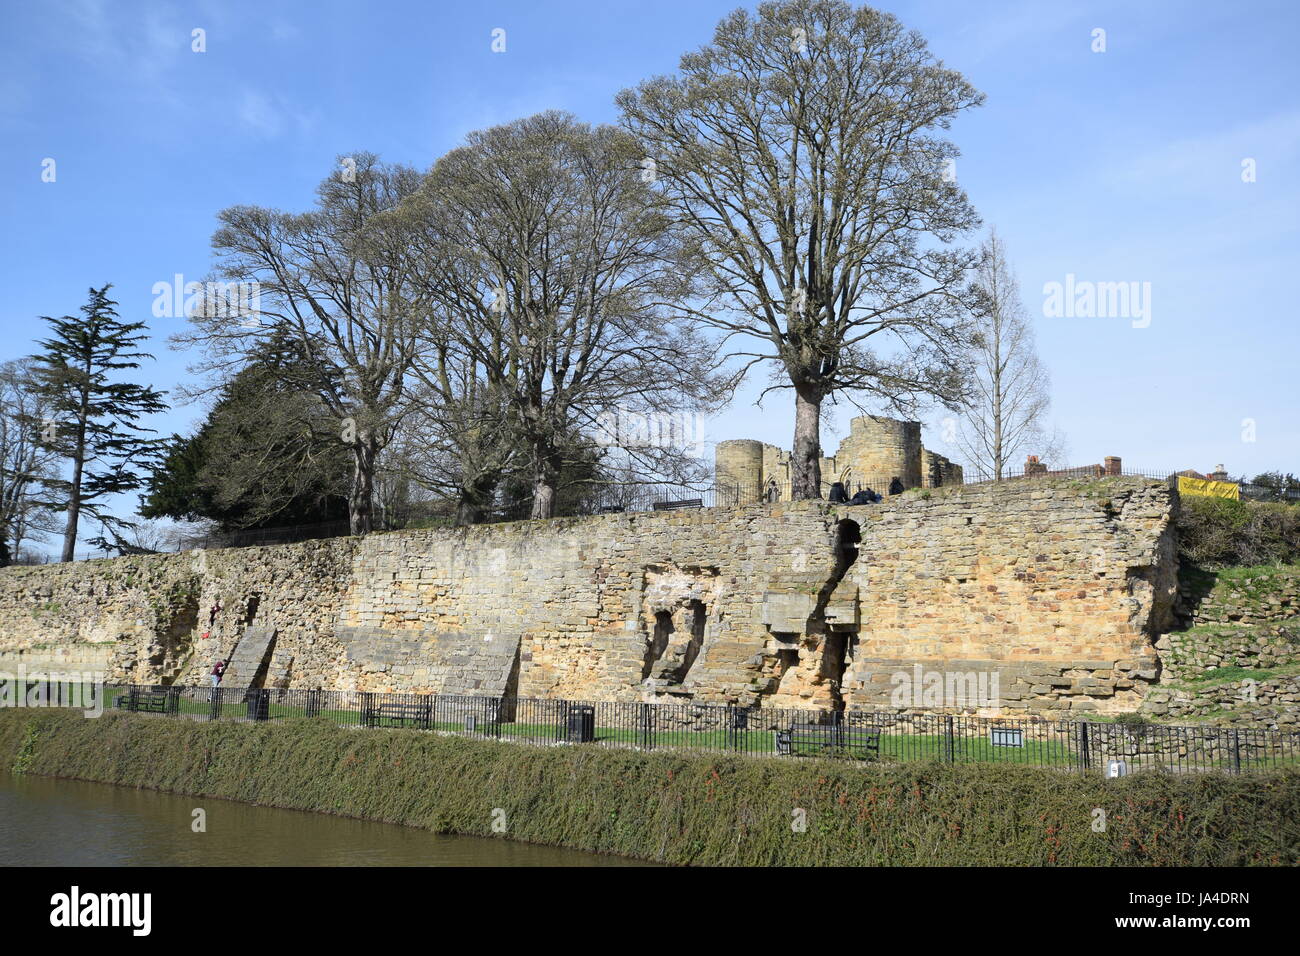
30;285;168;561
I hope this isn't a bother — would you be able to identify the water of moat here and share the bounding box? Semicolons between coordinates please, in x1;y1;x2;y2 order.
0;772;644;867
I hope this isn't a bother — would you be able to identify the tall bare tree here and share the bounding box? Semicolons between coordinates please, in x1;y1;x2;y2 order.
403;111;724;519
952;230;1059;480
176;154;423;533
403;342;520;526
0;359;59;564
619;0;984;498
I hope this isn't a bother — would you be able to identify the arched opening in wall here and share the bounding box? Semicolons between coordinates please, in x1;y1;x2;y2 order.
670;600;707;682
642;611;674;679
818;632;850;710
834;519;861;571
243;594;262;626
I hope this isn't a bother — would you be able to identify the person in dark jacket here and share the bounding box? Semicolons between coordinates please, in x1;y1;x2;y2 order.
888;477;905;496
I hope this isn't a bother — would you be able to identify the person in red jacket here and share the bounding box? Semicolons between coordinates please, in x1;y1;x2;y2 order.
210;660;226;688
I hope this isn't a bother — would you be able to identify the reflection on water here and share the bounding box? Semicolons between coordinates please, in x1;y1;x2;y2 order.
0;773;646;867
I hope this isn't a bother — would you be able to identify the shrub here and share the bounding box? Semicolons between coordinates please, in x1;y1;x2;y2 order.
1177;495;1300;567
2;710;1297;866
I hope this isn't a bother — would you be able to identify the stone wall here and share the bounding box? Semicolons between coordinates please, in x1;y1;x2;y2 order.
837;477;1177;716
0;476;1180;716
1142;674;1300;729
1138;565;1300;728
1156;622;1300;680
834;415;922;489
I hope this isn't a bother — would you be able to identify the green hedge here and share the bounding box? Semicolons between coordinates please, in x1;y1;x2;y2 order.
2;710;1297;865
1177;495;1300;567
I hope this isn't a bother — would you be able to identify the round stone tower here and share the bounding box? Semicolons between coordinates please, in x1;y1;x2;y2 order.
843;416;922;490
715;439;765;505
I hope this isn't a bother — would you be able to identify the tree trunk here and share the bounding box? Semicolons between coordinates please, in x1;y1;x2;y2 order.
60;439;85;563
348;434;378;535
455;474;498;527
791;389;823;500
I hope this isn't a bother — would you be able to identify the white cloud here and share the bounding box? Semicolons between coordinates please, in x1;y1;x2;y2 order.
1109;110;1300;192
237;88;317;139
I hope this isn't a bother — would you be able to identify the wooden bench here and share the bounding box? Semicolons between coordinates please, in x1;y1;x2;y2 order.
774;721;879;759
362;699;432;730
123;688;180;715
652;498;703;511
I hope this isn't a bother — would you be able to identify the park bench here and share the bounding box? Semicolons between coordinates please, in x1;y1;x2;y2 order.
120;687;180;715
362;698;433;730
652;498;703;511
774;721;879;759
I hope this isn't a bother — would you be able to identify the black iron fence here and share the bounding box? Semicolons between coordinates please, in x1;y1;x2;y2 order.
34;682;1294;775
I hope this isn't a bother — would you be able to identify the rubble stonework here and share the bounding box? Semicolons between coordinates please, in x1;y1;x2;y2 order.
716;413;963;503
0;476;1180;715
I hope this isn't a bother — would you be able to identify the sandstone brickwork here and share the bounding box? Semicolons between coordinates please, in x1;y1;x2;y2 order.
0;476;1180;716
717;413;965;503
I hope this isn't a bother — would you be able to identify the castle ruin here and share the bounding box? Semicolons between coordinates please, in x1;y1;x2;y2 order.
716;414;963;504
0;474;1180;718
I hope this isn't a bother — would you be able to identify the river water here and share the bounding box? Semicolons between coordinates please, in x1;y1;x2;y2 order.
0;773;644;866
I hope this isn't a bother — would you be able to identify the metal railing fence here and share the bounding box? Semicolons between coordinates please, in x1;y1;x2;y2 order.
22;681;1295;775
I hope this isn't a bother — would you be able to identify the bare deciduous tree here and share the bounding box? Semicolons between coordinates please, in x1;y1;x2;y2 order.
403;111;725;519
403;343;519;526
0;359;59;564
176;154;423;534
619;0;984;498
952;230;1062;479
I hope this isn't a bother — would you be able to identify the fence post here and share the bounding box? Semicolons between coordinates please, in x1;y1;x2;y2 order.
304;688;322;719
1231;729;1241;774
944;715;955;763
1077;722;1091;771
556;699;568;742
639;702;654;751
209;686;222;721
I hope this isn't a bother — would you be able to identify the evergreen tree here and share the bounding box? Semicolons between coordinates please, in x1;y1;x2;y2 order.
30;285;168;561
141;356;350;531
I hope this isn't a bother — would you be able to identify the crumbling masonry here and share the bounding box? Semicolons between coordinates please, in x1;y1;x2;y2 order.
0;475;1180;717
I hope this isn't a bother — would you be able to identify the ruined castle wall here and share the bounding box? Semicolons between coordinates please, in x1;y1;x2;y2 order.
0;540;360;688
714;439;764;505
839;478;1178;715
0;478;1179;715
836;416;923;489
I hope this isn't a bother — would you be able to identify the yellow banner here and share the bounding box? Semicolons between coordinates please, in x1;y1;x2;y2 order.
1178;476;1240;500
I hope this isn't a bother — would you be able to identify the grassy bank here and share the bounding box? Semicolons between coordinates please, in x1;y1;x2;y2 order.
2;709;1297;865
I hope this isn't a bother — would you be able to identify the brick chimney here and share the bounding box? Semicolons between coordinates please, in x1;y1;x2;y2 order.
1104;456;1122;476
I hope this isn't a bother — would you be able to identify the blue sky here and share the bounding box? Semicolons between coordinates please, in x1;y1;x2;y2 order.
2;0;1298;547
